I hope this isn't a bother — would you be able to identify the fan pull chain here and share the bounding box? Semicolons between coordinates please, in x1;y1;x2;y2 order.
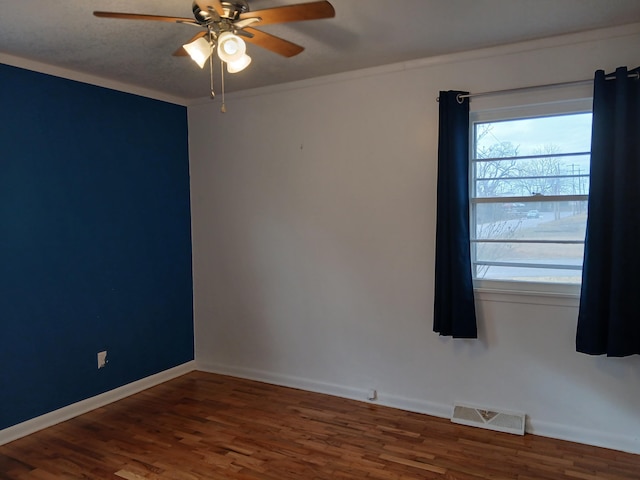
209;54;215;99
220;60;227;113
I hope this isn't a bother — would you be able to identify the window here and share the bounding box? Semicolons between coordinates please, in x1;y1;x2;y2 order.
470;100;592;290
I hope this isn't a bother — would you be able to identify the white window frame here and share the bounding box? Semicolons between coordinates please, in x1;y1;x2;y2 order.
469;98;592;299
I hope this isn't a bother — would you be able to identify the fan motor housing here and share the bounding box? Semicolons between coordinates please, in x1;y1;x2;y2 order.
223;0;250;17
193;0;249;24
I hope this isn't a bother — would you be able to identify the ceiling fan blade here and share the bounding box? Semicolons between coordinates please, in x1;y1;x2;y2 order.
194;0;225;18
173;31;208;56
93;11;195;23
243;28;304;57
239;1;335;26
233;18;261;30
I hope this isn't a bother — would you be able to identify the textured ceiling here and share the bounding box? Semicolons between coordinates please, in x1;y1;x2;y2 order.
2;0;640;101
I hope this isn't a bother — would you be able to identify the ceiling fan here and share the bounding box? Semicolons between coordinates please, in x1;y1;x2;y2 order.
94;0;336;108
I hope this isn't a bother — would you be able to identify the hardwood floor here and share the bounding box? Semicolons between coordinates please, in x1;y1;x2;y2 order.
1;371;638;479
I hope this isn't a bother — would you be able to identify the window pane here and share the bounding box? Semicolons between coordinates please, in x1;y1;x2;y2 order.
475;242;584;267
473;199;585;283
470;108;591;287
474;113;592;157
474;264;583;284
473;201;587;240
473;155;590;198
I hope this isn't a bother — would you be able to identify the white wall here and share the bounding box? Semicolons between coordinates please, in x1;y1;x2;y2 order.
188;24;640;454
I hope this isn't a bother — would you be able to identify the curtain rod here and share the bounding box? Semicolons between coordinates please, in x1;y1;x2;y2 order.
436;72;639;103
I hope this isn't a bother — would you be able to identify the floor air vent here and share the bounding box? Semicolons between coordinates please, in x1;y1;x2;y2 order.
451;403;525;435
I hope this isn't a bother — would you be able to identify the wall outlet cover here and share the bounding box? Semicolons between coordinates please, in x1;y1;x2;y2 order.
97;351;108;369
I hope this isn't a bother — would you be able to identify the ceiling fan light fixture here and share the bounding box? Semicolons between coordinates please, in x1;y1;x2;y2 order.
183;36;213;68
93;0;337;104
217;31;246;63
227;54;252;73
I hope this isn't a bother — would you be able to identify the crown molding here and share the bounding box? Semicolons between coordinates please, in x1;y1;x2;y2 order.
0;53;189;106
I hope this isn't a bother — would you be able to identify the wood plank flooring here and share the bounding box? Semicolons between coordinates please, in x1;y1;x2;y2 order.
1;371;638;479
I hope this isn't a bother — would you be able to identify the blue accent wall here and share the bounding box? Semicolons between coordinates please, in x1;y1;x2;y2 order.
0;64;194;430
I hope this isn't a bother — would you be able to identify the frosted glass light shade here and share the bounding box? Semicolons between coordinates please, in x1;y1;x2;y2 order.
217;32;246;63
183;37;213;69
227;54;252;73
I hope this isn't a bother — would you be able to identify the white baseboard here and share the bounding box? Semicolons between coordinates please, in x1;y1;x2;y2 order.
4;361;638;456
197;361;639;455
0;361;196;446
196;361;452;420
197;361;368;402
527;418;640;455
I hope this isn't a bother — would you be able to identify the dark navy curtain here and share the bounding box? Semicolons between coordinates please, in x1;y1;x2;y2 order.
433;91;477;338
577;66;640;356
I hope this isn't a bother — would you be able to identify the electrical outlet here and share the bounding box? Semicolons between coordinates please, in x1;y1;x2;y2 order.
97;350;108;369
